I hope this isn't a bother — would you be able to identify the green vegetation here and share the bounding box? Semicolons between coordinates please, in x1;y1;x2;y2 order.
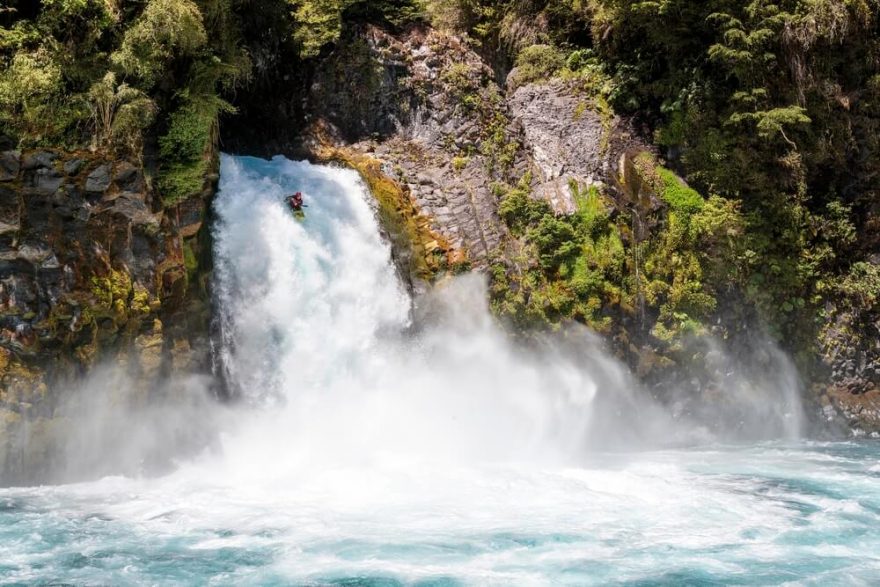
1;0;249;205
492;151;746;358
287;0;427;57
492;176;631;332
3;0;879;373
507;44;564;89
417;0;880;371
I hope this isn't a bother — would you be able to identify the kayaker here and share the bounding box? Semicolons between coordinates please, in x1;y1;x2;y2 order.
287;192;304;212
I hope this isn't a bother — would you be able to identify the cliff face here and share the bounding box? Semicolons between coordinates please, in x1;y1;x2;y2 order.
279;23;877;435
0;148;215;482
304;25;510;273
300;25;641;273
1;7;877;478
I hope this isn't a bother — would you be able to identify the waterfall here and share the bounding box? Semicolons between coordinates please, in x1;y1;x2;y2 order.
210;154;645;468
212;155;411;405
209;154;806;472
1;155;869;587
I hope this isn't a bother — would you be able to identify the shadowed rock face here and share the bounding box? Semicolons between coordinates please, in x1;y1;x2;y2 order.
817;302;880;435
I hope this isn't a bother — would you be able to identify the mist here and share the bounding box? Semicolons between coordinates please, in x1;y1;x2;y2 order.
0;368;226;487
1;155;806;488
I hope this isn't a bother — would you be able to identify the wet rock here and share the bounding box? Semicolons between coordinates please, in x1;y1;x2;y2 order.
109;193;159;229
178;197;207;238
0;186;20;233
1;144;218;484
16;243;53;265
827;385;880;434
85;164;112;193
0;151;20;182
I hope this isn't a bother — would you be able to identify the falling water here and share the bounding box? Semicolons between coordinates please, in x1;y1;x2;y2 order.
0;155;876;585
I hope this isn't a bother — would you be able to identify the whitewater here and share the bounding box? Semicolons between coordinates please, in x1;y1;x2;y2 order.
1;155;878;585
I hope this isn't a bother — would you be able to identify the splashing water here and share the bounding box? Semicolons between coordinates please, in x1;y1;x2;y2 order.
210;154;660;468
0;155;877;585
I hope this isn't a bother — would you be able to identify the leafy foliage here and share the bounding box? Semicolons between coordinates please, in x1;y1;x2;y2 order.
112;0;208;87
508;44;565;89
0;0;249;206
158;93;234;205
88;72;157;157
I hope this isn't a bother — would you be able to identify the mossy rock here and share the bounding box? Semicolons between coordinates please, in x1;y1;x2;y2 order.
316;142;460;283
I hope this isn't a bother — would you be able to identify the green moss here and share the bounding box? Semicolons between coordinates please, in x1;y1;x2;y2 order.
157;159;210;207
130;285;153;317
318;145;457;281
508;44;565;89
657;167;704;215
441;62;482;111
452;156;469;172
90;268;134;321
183;240;199;275
157;94;230;206
498;174;549;233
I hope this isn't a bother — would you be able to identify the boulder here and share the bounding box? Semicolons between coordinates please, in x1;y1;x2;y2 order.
508;82;640;214
63;159;85;176
113;161;143;192
85;164;112;193
21;151;57;170
31;168;64;196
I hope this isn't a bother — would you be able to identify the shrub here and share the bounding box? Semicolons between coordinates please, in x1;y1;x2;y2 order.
157;94;232;205
112;0;208;87
529;215;580;270
657;167;704;215
89;72;157;157
508;44;564;89
839;262;880;309
498;180;550;234
0;49;86;143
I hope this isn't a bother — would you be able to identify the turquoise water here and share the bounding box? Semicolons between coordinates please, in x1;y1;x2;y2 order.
2;156;876;585
1;443;879;585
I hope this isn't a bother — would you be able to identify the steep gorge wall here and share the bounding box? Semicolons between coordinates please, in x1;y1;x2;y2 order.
0;148;216;482
242;22;876;436
1;8;876;485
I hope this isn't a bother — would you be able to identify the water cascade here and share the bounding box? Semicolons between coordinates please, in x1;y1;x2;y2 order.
0;155;875;585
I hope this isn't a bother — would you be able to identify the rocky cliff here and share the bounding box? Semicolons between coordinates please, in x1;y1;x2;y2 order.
237;22;878;436
299;25;641;280
0;148;216;482
2;3;878;484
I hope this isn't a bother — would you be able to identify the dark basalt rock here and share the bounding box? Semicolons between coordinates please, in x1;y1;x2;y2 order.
21;151;57;170
63;159;84;176
113;161;144;192
0;151;20;182
84;164;112;193
30;168;64;196
1;150;217;485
